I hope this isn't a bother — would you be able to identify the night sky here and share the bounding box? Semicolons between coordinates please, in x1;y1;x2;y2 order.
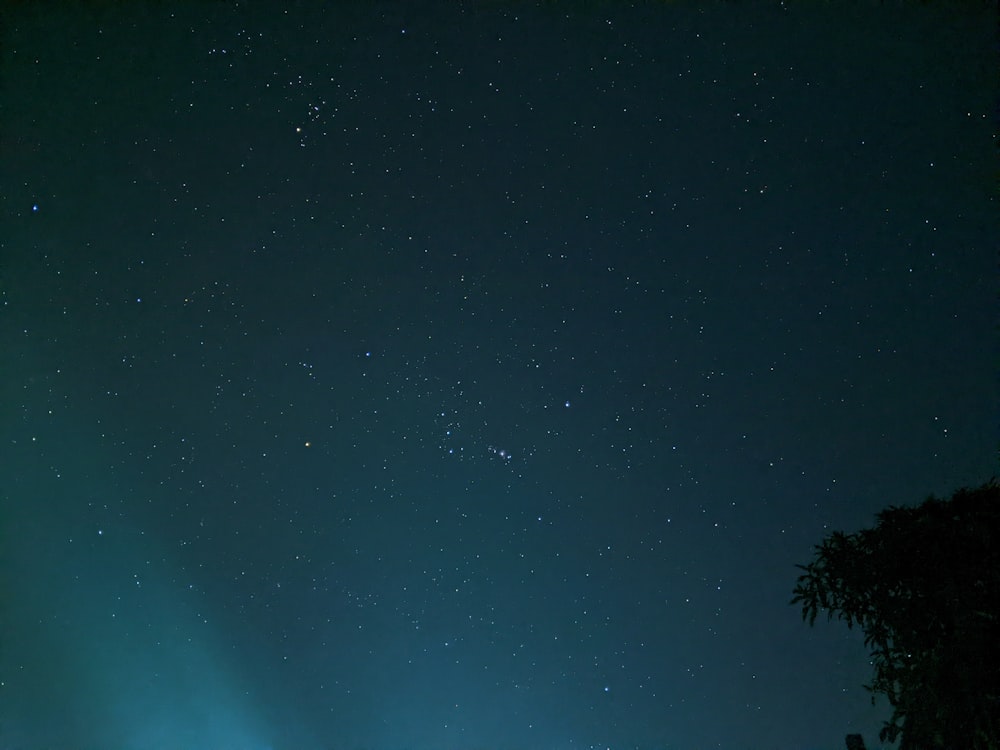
1;3;996;750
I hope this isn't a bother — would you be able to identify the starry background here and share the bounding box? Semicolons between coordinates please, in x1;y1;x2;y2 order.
0;2;996;750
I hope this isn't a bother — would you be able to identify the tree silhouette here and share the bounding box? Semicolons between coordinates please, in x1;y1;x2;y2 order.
792;480;1000;750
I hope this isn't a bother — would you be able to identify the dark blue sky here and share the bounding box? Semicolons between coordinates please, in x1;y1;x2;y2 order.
1;3;996;750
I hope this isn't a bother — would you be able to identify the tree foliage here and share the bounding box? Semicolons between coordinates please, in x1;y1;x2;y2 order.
792;480;1000;750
